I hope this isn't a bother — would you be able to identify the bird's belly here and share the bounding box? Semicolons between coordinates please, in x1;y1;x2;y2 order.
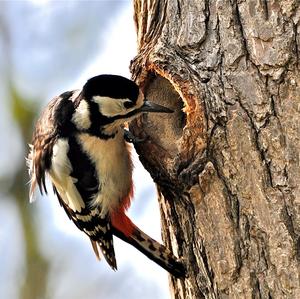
77;133;133;215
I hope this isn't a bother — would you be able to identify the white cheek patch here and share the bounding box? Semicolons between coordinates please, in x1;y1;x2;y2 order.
92;96;129;117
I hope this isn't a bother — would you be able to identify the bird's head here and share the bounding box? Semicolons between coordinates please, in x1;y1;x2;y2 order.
73;74;173;136
83;74;173;118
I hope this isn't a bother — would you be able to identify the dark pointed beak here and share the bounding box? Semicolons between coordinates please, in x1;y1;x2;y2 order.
138;100;174;113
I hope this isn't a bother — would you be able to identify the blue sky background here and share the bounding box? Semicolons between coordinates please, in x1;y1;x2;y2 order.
0;1;169;298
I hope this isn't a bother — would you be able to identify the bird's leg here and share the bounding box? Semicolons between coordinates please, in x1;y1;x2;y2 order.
123;129;146;144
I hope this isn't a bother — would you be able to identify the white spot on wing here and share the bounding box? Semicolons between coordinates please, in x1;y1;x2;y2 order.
83;224;108;236
49;138;85;212
76;214;92;221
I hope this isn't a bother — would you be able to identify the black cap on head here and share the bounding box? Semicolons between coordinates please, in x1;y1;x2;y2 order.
82;75;139;103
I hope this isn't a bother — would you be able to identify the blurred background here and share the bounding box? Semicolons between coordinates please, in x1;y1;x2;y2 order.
0;1;169;299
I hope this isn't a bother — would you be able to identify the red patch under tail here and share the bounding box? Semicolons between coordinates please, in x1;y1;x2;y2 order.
111;182;135;237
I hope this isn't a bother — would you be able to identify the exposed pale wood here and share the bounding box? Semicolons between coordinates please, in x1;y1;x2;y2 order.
131;1;300;298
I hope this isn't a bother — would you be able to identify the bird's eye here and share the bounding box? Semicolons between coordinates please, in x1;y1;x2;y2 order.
124;101;134;109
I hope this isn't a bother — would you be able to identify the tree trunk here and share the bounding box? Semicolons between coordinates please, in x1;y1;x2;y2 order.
130;1;300;298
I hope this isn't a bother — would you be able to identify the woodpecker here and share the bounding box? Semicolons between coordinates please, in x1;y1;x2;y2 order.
27;74;185;278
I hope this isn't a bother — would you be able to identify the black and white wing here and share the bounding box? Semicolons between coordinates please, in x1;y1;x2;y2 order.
27;90;75;200
27;90;117;269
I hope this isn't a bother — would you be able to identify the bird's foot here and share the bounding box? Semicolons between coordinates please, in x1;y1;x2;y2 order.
124;130;146;144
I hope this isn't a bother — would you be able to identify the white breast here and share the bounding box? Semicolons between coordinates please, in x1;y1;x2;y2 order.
77;131;133;215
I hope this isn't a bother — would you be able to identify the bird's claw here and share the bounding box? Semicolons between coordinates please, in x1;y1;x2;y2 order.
124;130;146;143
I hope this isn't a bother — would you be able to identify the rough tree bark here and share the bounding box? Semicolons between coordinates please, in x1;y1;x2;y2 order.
130;1;300;298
